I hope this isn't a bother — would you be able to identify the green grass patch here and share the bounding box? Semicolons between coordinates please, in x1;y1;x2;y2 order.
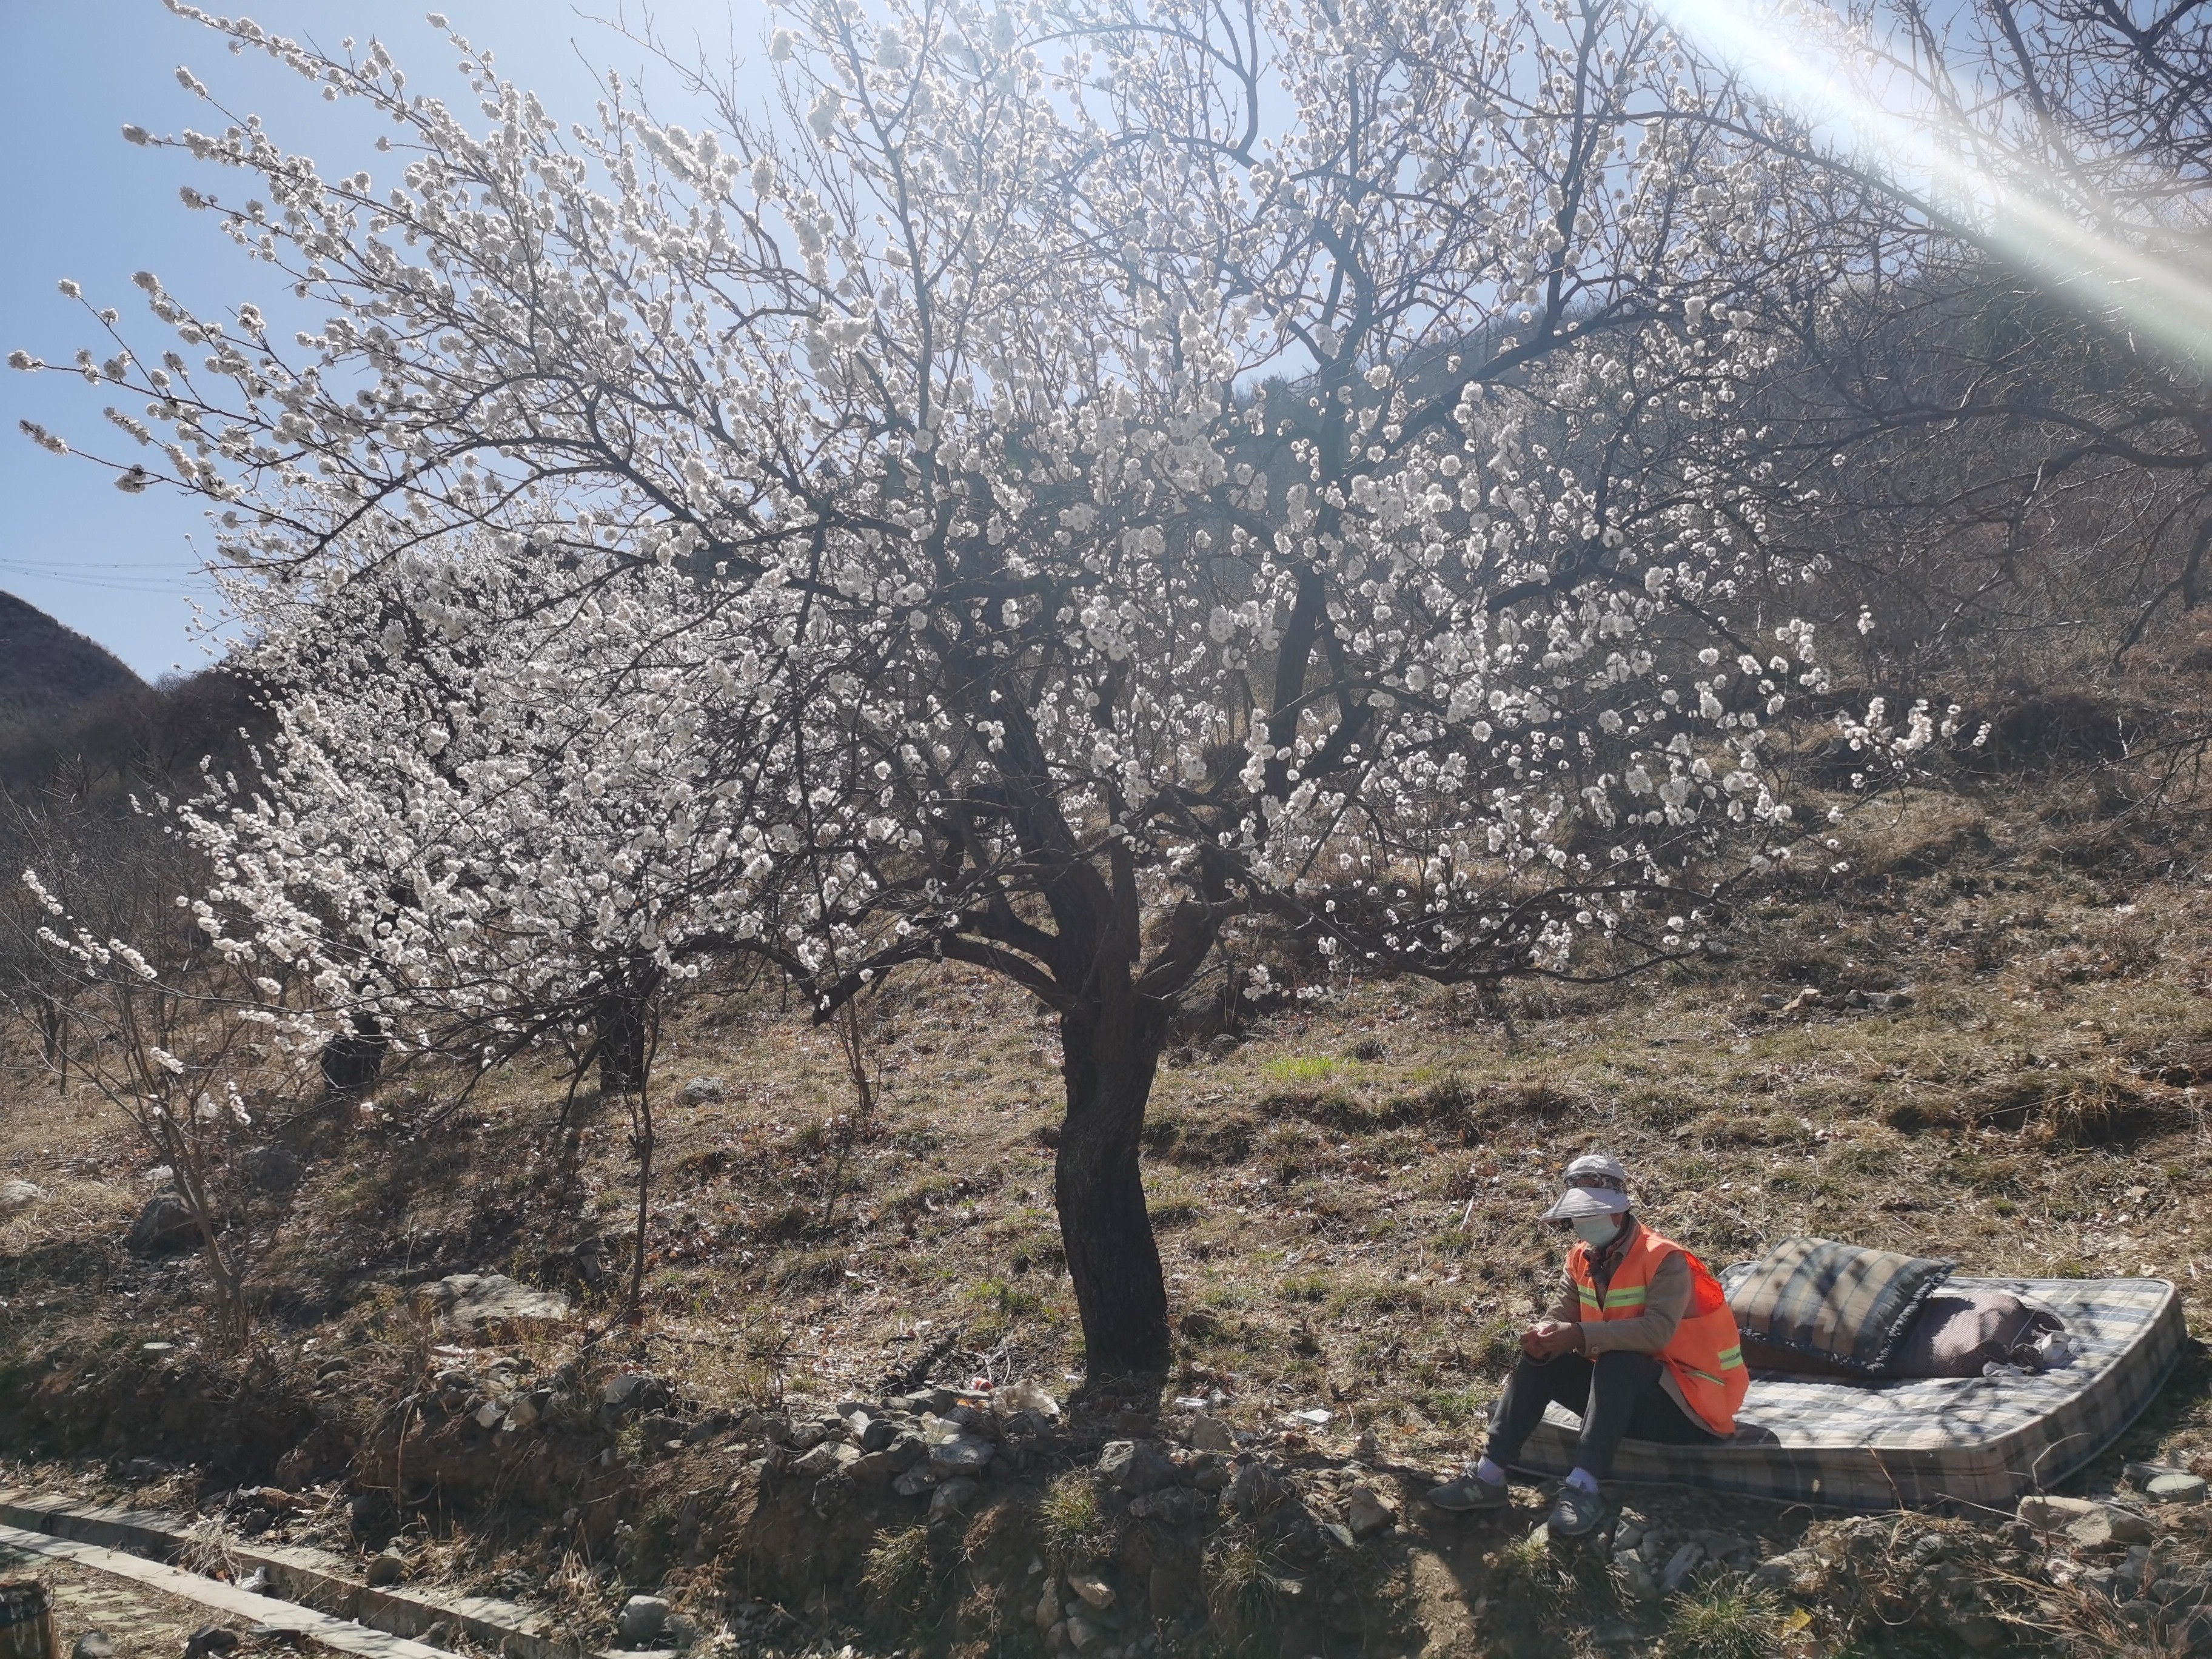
1265;1055;1339;1088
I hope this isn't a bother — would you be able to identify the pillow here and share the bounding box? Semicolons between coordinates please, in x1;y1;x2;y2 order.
1722;1237;1956;1377
1886;1289;2065;1378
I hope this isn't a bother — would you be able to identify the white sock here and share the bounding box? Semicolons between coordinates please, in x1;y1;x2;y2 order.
1475;1456;1505;1485
1565;1467;1600;1494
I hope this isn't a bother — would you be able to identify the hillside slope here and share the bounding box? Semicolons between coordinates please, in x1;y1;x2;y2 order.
0;589;142;720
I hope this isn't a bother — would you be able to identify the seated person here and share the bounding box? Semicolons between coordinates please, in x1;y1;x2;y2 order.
1427;1153;1747;1535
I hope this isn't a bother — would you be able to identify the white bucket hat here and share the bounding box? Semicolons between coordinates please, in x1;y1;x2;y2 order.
1540;1152;1632;1219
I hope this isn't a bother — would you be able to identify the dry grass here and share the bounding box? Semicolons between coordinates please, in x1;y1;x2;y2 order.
6;780;2212;1650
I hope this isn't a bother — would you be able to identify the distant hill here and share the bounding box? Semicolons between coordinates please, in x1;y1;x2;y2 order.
0;590;143;721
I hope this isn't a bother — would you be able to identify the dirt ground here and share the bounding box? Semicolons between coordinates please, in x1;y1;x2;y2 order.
2;776;2212;1655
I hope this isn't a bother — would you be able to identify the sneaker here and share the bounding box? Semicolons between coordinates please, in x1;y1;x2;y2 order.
1546;1481;1604;1537
1426;1467;1510;1511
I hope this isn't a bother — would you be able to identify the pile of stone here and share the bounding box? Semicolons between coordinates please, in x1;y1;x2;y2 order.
745;1385;1067;1519
1034;1564;1165;1659
1604;1513;1757;1601
2023;1474;2212;1642
1723;1473;2212;1654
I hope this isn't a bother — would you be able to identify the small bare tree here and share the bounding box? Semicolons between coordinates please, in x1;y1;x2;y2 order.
16;862;306;1352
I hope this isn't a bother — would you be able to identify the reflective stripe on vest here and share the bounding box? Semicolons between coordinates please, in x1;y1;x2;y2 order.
1568;1223;1748;1438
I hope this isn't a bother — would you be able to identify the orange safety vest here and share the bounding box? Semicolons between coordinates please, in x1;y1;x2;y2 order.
1569;1222;1747;1438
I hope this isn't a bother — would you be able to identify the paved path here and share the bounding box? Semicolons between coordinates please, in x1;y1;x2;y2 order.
0;1526;458;1657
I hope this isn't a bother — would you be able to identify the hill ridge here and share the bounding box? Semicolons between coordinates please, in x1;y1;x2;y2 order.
0;589;144;722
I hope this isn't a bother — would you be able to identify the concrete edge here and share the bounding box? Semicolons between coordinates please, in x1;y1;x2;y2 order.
0;1522;456;1659
0;1494;591;1659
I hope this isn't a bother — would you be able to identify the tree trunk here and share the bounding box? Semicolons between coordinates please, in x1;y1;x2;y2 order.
319;1014;386;1098
1056;990;1172;1375
597;993;649;1096
627;1064;654;1318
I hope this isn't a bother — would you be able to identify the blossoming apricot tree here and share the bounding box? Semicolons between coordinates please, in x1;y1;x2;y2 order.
16;0;1914;1371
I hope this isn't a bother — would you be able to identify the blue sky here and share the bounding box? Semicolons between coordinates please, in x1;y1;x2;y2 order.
1;0;772;680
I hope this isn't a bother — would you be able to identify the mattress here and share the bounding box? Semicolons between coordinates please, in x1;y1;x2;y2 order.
1510;1276;2184;1510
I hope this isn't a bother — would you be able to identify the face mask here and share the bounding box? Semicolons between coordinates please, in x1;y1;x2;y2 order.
1571;1213;1622;1248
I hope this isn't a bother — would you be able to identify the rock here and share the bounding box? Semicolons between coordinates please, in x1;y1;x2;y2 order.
1064;1615;1102;1653
413;1273;570;1328
791;1441;860;1479
894;1463;944;1496
2066;1505;2154;1548
854;1414;897;1453
1127;1487;1214;1525
1346;1486;1396;1540
617;1594;671;1646
1749;1548;1820;1595
129;1190;201;1253
1188;1415;1235;1453
1694;1530;1755;1567
680;1076;726;1104
684;1409;734;1444
72;1635;115;1659
1097;1438;1179;1495
242;1145;304;1194
1620;1561;1660;1601
1227;1461;1287;1517
1943;1609;2005;1652
2148;1473;2208;1504
1034;1583;1061;1634
184;1629;240;1658
365;1547;405;1587
1067;1573;1114;1610
930;1434;996;1475
1592;1622;1641;1649
0;1179;43;1215
929;1477;980;1520
2019;1494;2102;1530
1661;1541;1705;1592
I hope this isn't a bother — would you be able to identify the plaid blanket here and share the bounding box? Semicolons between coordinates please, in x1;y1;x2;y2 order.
1723;1238;1956;1374
1509;1276;2182;1510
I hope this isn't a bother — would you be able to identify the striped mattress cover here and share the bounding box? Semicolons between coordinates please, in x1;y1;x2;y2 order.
1510;1276;2184;1510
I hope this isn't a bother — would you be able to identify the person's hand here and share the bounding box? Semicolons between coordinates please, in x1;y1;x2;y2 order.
1521;1319;1580;1360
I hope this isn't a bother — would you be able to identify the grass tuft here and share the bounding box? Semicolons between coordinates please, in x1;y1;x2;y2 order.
860;1523;931;1613
1662;1583;1788;1658
1036;1469;1099;1560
